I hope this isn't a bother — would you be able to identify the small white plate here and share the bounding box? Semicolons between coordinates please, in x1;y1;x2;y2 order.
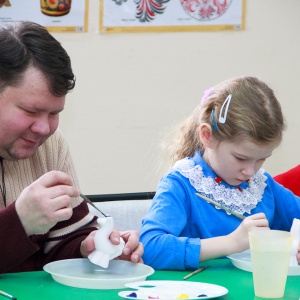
227;250;300;276
118;280;228;299
43;258;154;289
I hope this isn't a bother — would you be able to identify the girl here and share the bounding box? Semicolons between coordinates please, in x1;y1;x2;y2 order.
140;76;300;270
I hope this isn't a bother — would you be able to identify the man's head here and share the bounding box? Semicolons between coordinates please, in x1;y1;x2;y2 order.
0;21;75;160
0;21;75;95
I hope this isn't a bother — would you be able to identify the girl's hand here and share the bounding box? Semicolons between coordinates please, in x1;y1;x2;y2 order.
229;213;269;253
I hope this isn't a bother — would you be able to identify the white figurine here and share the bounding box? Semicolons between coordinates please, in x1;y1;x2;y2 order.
290;218;300;266
88;217;125;268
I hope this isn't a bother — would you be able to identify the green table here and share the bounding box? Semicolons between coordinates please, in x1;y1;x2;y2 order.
0;259;299;300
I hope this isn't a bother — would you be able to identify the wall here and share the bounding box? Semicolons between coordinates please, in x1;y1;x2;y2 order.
56;0;300;194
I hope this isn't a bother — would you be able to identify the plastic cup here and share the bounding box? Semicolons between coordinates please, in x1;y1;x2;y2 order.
249;230;294;298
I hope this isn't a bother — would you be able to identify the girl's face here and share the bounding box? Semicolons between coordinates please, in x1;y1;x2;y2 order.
203;138;280;186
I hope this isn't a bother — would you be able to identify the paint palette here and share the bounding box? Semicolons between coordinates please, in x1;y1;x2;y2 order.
118;280;228;299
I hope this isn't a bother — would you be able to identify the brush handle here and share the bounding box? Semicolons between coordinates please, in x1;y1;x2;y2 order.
196;193;245;220
80;193;109;217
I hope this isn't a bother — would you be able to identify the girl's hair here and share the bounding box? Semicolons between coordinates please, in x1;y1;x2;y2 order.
167;76;286;165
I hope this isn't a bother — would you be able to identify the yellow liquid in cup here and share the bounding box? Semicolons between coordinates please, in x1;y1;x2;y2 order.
249;230;294;299
251;250;290;298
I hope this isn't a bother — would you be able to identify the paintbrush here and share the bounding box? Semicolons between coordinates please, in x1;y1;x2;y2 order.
80;193;110;217
196;193;245;220
184;265;210;280
0;290;17;300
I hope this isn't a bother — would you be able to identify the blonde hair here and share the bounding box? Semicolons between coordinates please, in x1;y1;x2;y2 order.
167;76;286;165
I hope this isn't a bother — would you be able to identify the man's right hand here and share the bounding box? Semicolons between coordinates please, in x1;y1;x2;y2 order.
15;170;80;235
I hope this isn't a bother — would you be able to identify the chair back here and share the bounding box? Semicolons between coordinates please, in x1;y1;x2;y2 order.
87;192;155;231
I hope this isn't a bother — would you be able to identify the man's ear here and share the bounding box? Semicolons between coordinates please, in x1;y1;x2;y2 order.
199;123;213;148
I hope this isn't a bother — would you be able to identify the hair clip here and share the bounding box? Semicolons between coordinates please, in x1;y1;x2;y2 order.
200;87;213;106
210;109;218;131
218;94;232;124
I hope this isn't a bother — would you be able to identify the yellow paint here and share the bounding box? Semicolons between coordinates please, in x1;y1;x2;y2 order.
176;294;189;299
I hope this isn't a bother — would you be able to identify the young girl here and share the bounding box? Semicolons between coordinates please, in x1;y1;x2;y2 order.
140;76;300;270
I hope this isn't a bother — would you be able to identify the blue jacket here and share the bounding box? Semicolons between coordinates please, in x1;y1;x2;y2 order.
140;151;300;270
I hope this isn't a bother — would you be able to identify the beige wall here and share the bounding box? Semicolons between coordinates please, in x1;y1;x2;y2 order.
56;0;300;194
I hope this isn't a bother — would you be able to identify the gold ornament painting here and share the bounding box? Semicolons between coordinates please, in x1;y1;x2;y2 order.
0;0;87;33
0;0;11;8
40;0;72;17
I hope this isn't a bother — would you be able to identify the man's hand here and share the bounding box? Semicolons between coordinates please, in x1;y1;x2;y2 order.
296;244;300;264
81;228;144;263
15;170;80;235
117;230;144;263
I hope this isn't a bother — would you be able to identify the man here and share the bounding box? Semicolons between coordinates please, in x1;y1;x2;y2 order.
0;21;143;273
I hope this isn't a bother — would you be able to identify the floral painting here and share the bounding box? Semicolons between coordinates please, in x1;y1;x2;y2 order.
100;0;245;33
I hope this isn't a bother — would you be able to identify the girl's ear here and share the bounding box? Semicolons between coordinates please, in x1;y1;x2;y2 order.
199;123;213;148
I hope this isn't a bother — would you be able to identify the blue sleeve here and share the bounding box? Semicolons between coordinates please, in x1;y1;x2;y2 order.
266;173;300;230
140;175;200;270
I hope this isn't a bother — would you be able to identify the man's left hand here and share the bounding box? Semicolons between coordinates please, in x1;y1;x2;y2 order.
80;228;144;263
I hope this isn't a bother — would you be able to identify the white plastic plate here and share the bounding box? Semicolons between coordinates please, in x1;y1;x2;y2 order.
227;249;300;276
118;280;228;299
43;258;154;289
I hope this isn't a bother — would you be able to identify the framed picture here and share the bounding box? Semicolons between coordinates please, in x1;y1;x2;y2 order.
0;0;89;32
100;0;246;33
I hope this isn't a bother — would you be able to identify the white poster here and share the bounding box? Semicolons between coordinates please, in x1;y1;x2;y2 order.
100;0;245;33
0;0;88;32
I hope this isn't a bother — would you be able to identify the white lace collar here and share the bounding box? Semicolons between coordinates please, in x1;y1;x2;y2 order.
173;157;267;215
